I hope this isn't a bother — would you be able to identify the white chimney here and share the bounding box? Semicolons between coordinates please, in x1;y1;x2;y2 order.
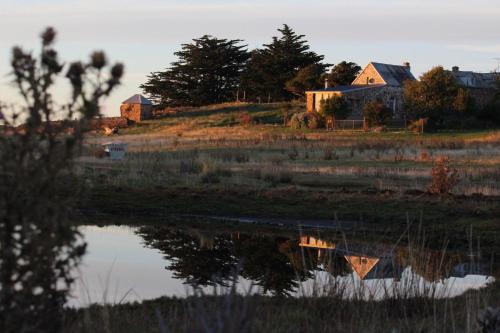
324;78;329;89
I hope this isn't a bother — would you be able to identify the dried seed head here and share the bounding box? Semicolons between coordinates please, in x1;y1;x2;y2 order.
90;51;107;70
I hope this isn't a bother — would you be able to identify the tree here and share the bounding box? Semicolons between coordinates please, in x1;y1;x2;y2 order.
404;66;475;128
479;86;500;124
285;64;325;98
319;95;350;120
363;99;393;126
141;36;249;106
324;61;361;86
0;28;123;332
241;24;327;101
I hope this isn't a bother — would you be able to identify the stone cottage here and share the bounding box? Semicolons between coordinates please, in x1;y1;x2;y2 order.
448;66;499;109
120;94;153;123
306;62;416;119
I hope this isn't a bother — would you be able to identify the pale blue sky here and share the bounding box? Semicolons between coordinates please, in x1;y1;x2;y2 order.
1;0;499;116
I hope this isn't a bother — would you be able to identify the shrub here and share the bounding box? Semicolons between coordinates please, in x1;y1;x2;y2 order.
239;113;255;125
0;28;123;332
289;112;325;129
319;95;350;120
363;99;393;126
428;156;459;195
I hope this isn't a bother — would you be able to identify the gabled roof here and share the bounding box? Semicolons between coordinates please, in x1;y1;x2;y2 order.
449;70;499;89
307;84;385;93
122;94;153;105
369;62;416;86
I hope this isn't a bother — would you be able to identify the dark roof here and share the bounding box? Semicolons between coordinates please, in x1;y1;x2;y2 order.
308;84;384;93
122;94;153;105
370;62;416;86
449;70;499;89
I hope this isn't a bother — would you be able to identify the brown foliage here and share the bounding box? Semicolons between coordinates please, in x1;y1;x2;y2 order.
428;156;460;195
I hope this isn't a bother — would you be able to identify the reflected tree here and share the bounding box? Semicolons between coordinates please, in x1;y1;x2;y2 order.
138;227;238;287
233;236;312;296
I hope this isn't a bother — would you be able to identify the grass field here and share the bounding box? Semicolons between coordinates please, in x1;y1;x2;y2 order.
82;102;500;196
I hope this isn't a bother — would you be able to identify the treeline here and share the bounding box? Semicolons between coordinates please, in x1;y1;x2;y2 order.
404;66;500;129
141;25;360;106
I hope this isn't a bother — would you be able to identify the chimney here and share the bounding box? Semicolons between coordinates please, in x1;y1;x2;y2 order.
403;62;411;70
452;66;459;72
324;78;329;89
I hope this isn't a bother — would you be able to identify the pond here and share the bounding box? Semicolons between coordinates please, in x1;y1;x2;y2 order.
69;225;495;307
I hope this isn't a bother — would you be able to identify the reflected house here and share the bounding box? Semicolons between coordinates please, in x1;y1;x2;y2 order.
344;254;402;280
299;236;336;249
451;262;489;278
299;235;403;280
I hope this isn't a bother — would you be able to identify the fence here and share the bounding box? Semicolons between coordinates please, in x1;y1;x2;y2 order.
328;117;415;132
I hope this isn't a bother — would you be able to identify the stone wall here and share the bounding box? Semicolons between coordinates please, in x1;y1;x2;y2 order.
120;104;152;122
306;86;407;119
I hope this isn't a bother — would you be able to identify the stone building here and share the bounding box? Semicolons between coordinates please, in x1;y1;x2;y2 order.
120;94;153;123
306;62;416;119
448;66;499;109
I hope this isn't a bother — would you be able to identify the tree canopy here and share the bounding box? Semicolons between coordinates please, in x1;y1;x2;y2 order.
319;95;350;120
141;35;249;106
404;66;475;127
325;61;361;86
241;24;327;101
285;64;325;98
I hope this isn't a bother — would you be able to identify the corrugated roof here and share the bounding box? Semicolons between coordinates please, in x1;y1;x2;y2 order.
450;70;499;89
122;94;153;105
370;62;416;87
308;84;385;93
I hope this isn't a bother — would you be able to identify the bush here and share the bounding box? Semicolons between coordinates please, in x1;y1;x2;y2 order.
428;156;459;195
363;99;393;126
319;95;350;120
290;112;325;129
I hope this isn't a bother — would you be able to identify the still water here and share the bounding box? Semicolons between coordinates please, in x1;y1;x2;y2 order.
69;225;495;307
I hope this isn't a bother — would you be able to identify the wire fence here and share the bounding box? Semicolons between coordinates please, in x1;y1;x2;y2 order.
327;118;414;132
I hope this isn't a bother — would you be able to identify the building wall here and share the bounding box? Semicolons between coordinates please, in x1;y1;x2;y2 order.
306;86;406;119
120;103;152;122
352;63;386;86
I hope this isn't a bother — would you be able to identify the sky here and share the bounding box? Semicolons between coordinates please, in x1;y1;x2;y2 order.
1;0;499;116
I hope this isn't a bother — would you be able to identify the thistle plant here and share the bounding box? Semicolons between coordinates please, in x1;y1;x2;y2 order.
0;27;123;333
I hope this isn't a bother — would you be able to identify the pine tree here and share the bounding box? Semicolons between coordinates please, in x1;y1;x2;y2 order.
141;36;249;106
325;61;361;86
241;24;327;101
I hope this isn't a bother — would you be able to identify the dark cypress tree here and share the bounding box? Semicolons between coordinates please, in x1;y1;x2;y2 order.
241;24;327;101
141;36;249;106
324;61;361;86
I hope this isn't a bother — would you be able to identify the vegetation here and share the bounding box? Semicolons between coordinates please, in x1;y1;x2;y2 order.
428;156;460;195
404;66;476;129
363;98;393;126
0;28;122;333
228;24;326;102
319;95;350;120
285;64;326;98
141;36;249;106
324;61;361;86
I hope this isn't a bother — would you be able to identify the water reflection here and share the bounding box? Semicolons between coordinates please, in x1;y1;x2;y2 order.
73;225;495;306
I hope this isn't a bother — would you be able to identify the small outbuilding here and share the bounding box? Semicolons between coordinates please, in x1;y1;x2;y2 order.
120;94;153;123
